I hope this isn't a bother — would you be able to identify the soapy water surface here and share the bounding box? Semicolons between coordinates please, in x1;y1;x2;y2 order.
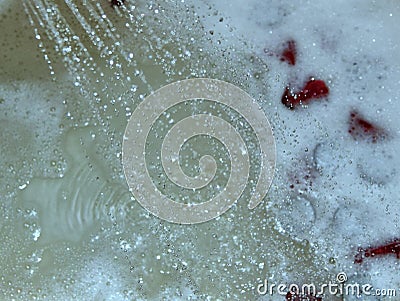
0;0;400;300
122;78;276;224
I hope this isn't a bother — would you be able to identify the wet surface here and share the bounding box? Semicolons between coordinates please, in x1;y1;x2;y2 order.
1;0;400;300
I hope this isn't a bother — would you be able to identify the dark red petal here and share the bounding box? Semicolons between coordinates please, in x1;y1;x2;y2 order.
354;238;400;264
281;86;297;110
348;110;387;143
281;78;329;109
280;40;297;66
302;79;329;100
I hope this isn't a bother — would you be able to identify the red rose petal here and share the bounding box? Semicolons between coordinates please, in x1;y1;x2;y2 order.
282;78;329;109
355;238;400;264
348;110;387;143
280;40;297;66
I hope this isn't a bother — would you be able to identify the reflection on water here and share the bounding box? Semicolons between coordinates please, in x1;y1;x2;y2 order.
17;127;133;243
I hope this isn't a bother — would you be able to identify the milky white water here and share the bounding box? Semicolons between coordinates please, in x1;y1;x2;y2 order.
0;0;399;300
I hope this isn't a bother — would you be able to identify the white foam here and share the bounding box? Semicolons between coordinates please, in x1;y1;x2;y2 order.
192;0;400;290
